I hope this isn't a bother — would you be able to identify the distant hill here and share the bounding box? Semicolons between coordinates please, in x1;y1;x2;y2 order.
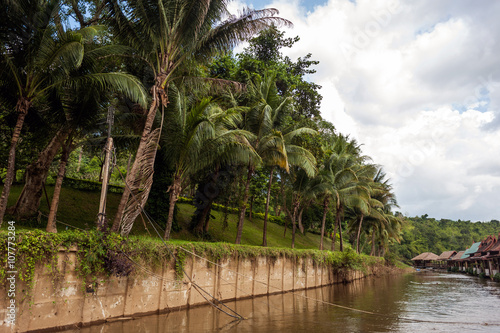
392;215;499;261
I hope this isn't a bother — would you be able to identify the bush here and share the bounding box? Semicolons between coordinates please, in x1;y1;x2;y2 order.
178;197;286;226
63;177;124;193
479;271;487;279
493;273;500;282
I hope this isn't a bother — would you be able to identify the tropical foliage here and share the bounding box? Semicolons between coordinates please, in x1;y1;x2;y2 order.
0;0;405;258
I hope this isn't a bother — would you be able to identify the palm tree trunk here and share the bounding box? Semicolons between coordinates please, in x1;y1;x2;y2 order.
291;196;299;249
193;201;213;234
249;196;254;220
164;174;181;240
283;216;288;237
356;214;364;254
338;204;344;252
319;197;328;251
0;99;29;226
277;175;285;217
331;210;339;252
262;166;274;247
297;205;305;235
236;167;253;244
46;142;71;233
112;95;159;232
12;127;69;218
370;230;376;256
76;148;83;173
203;210;211;233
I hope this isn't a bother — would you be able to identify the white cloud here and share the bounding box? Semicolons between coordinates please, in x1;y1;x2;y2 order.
239;0;500;221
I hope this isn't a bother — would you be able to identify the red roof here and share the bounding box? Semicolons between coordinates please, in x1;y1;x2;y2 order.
487;233;500;253
476;235;497;254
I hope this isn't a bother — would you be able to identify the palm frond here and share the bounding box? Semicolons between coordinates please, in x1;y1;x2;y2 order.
120;127;161;236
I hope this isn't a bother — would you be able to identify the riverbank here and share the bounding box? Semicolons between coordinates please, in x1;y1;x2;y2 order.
0;229;398;332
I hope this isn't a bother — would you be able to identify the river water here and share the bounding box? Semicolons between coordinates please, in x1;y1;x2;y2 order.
61;271;500;333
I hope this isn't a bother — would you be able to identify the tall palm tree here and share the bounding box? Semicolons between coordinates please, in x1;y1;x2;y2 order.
233;73;316;245
363;169;401;256
241;72;316;246
119;85;257;238
0;1;146;224
345;164;386;253
284;168;316;248
322;135;370;252
106;0;290;233
10;26;147;220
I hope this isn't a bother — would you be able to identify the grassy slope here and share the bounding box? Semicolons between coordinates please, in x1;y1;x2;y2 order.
2;184;336;250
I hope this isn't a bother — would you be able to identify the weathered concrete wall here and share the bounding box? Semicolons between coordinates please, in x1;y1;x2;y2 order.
0;249;376;332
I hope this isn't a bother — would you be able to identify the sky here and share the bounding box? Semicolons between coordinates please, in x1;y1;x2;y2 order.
229;0;500;221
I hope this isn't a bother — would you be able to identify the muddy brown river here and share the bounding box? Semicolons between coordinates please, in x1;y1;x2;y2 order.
60;271;500;332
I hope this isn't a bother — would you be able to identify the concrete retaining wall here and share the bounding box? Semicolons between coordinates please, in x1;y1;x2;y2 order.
0;249;372;332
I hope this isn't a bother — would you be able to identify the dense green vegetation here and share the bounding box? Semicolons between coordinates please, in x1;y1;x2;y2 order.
0;184;336;250
391;215;500;263
1;0;403;263
0;227;384;290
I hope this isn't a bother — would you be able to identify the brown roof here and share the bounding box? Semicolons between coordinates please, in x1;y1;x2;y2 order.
486;233;500;253
411;252;439;261
437;251;457;260
452;251;466;260
476;235;497;253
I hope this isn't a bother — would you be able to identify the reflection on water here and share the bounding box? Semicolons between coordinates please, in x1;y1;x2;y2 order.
61;272;500;333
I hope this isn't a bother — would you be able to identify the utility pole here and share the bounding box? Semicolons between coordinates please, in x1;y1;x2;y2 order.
97;107;114;231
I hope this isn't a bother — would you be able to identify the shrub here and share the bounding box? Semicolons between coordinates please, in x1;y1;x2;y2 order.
63;177;124;193
493;273;500;282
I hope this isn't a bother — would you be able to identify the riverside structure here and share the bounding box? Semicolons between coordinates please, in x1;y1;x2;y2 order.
411;233;500;280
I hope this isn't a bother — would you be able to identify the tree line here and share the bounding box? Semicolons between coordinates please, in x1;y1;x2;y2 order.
0;0;403;255
392;215;500;262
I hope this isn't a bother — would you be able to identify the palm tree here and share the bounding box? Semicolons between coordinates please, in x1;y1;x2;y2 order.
0;1;146;224
345;164;384;253
233;73;316;245
363;169;401;256
322;135;370;252
105;0;290;233
241;72;316;246
9;26;147;220
119;85;257;239
309;169;334;251
344;166;401;256
284;168;316;248
0;0;61;225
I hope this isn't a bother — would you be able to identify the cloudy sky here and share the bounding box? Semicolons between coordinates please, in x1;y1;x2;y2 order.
231;0;500;221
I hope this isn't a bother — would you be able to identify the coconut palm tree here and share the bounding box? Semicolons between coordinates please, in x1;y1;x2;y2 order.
9;25;148;221
344;164;387;253
241;72;316;246
105;0;290;233
283;168;316;248
233;72;316;245
0;1;146;224
322;135;370;252
362;169;401;256
345;166;401;256
122;84;257;239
